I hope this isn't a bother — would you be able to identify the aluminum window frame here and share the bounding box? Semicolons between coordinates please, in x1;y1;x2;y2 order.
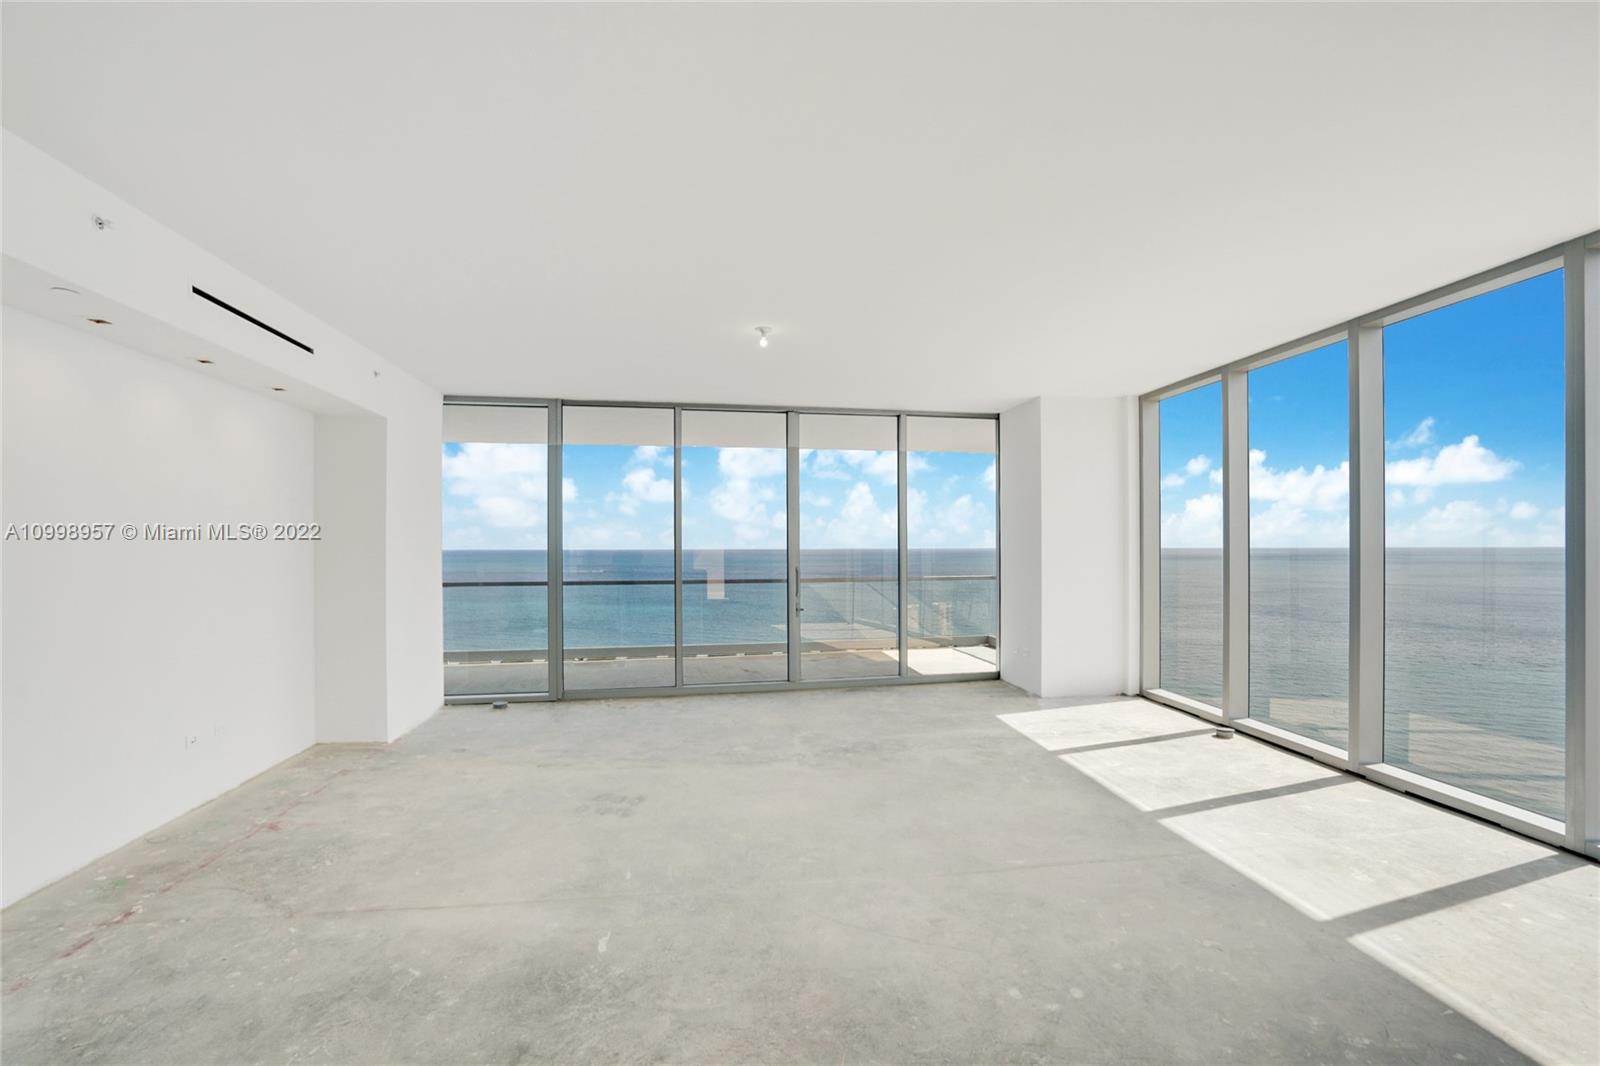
1139;231;1600;859
441;398;1002;705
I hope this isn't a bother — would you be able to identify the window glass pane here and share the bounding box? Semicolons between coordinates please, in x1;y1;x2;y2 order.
1383;269;1566;819
441;405;549;697
1158;382;1223;704
907;416;997;676
798;414;900;679
562;405;675;690
1247;342;1350;748
681;410;788;684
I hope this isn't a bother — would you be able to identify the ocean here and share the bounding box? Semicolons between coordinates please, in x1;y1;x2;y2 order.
444;548;998;653
1160;547;1566;820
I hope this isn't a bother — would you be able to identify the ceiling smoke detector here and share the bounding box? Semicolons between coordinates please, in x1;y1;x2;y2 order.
755;326;772;349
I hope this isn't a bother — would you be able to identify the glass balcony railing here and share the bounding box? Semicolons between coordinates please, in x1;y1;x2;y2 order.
442;574;998;691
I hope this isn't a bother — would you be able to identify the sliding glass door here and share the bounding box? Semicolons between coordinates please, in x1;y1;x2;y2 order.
441;402;999;698
906;416;998;677
561;405;677;691
796;414;902;679
681;410;789;684
441;404;551;697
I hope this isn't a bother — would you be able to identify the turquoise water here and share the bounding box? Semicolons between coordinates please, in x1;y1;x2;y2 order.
444;548;997;652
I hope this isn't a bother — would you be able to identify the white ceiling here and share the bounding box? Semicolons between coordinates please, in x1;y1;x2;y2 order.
4;3;1597;412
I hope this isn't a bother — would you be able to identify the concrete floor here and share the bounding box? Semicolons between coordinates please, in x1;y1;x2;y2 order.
3;683;1596;1064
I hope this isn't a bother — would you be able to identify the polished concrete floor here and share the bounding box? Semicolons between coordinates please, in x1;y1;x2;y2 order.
3;683;1595;1064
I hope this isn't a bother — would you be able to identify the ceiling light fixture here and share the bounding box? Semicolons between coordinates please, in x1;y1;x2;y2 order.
271;386;286;392
755;326;771;349
86;318;112;326
196;358;215;365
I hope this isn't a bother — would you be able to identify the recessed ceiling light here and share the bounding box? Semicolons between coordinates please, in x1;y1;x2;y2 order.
755;326;772;349
86;318;112;326
50;286;80;296
196;358;215;365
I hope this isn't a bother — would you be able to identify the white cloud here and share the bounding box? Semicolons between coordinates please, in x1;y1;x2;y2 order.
1236;448;1350;548
442;442;574;547
1509;501;1540;521
1387;500;1493;546
1161;453;1214;491
718;447;784;481
982;461;996;491
811;449;920;485
1385;435;1519;487
1387;499;1563;548
816;481;897;548
631;445;669;466
1160;492;1222;548
907;489;990;547
1389;416;1436;450
608;465;675;516
1248;449;1348;511
702;446;785;546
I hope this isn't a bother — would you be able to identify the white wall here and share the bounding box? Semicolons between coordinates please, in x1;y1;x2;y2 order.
313;415;388;742
381;384;444;740
1;130;444;748
2;310;317;903
1000;395;1139;698
999;400;1045;694
1;130;445;903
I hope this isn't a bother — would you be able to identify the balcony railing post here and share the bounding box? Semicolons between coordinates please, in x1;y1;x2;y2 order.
548;400;564;700
674;406;685;689
898;414;910;678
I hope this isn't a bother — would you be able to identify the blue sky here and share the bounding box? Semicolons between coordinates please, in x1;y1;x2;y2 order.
1160;268;1565;549
442;441;996;551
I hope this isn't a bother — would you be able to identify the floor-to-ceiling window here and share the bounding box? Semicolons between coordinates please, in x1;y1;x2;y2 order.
681;409;789;684
441;401;1000;700
797;414;902;680
1139;232;1596;853
1157;381;1225;705
561;404;677;690
906;416;998;677
1383;269;1566;819
441;404;551;697
1247;341;1350;749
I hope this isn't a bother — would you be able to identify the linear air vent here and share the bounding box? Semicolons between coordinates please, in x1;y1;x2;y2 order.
191;286;314;354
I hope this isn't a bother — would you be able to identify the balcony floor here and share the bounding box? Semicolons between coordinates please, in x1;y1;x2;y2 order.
445;644;998;696
2;683;1594;1064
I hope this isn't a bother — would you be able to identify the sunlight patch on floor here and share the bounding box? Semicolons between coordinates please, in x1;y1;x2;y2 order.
1159;781;1551;921
996;698;1194;753
1350;863;1600;1066
1060;729;1338;812
997;697;1600;1066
